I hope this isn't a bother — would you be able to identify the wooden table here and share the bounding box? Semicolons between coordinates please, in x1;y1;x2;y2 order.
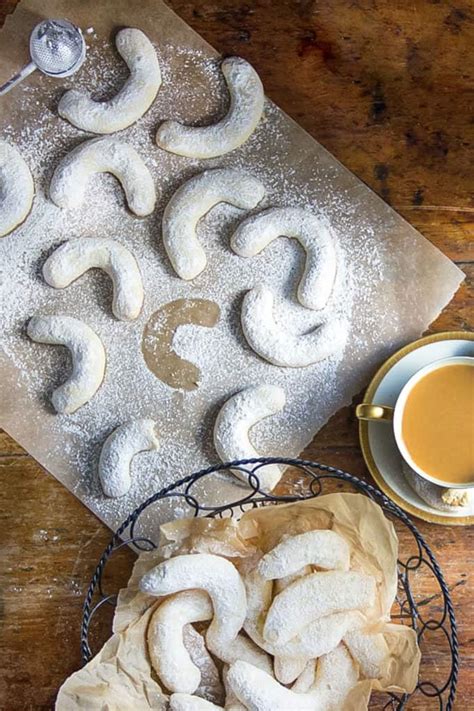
0;1;472;708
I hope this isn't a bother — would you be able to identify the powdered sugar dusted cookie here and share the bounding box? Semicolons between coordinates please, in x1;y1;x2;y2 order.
0;141;34;237
258;529;350;579
99;419;160;497
226;660;315;711
141;553;246;656
27;315;106;414
140;553;271;673
241;286;347;367
227;644;358;711
162;168;265;280
43;238;144;321
147;590;213;694
49;137;156;216
58;28;161;134
213;384;286;492
263;570;376;646
274;610;365;661
156;57;264;158
231;207;337;311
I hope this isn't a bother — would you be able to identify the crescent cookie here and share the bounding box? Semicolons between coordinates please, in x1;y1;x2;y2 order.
27;315;106;414
43;238;144;321
226;660;315;711
272;566;311;685
242;566;309;685
263;570;376;646
0;140;34;237
49;137;156;217
231;207;338;310
99;419;160;498
156;57;264;158
274;610;365;660
140;553;270;672
162;168;265;280
213;384;286;492
147;590;213;694
227;645;358;711
58;28;161;134
140;553;246;656
241;286;347;367
258;529;351;579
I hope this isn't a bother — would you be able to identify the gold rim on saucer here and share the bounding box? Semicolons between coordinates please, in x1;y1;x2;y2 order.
359;331;474;526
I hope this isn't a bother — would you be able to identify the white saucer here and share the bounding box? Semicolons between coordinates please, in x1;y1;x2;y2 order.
359;331;474;525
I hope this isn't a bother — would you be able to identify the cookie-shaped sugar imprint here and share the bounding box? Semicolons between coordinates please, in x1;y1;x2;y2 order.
241;286;346;367
43;238;144;321
27;315;106;414
147;590;213;694
0;141;34;237
99;419;160;498
50;137;156;217
231;207;337;311
58;28;161;134
162;169;265;280
213;384;286;492
156;57;264;158
142;299;220;390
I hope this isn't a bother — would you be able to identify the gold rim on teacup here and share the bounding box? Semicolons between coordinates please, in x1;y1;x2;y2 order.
356;355;474;490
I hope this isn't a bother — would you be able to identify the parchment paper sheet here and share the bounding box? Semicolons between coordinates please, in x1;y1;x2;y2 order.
0;0;464;539
56;494;420;709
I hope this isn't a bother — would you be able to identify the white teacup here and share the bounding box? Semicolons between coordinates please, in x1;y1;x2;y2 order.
356;356;474;489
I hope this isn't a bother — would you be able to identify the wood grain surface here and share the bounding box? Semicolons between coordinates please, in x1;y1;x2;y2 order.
0;1;473;708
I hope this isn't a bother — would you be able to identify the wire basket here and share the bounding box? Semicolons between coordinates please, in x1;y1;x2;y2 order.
81;457;459;710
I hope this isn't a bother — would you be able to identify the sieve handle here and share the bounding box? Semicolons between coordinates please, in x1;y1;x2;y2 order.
0;61;37;97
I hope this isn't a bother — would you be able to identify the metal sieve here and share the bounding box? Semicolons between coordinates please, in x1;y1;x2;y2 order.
0;19;86;96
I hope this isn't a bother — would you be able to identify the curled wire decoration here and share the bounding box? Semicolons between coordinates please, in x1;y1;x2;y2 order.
81;457;458;710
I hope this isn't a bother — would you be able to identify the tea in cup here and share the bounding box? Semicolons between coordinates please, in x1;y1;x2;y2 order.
357;356;474;488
